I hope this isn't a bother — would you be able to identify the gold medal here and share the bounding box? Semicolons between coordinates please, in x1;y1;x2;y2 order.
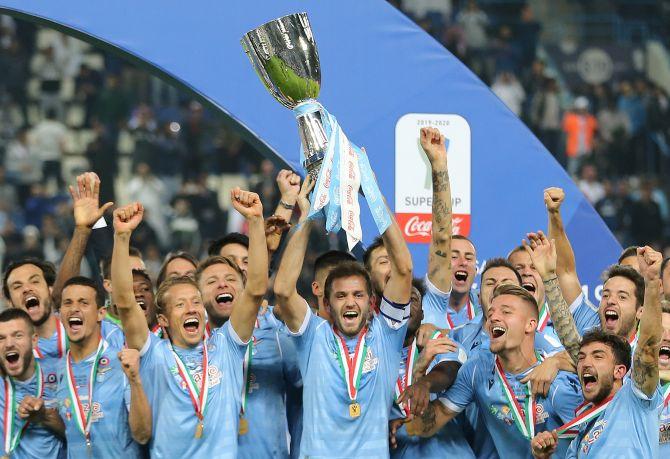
349;402;361;418
238;417;249;435
195;421;204;439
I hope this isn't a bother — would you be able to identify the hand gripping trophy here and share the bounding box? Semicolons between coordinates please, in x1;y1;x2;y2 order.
242;12;391;249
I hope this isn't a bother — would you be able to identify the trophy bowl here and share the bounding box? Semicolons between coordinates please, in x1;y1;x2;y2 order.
242;12;327;180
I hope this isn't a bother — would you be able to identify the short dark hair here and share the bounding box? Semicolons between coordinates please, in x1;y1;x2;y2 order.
100;246;143;280
661;257;670;280
604;265;645;308
412;277;426;299
314;250;357;277
132;269;153;286
490;283;539;319
195;256;246;284
3;258;56;299
62;276;106;307
363;237;385;271
618;246;639;264
481;258;522;288
580;329;632;372
0;308;34;334
207;233;249;256
506;245;525;260
324;261;372;301
156;251;198;286
155;275;200;315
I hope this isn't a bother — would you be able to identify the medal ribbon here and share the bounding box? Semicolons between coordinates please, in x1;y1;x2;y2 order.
169;338;210;425
537;301;550;332
34;318;68;359
65;338;106;444
494;356;539;440
556;394;615;439
333;326;368;402
240;318;260;415
662;383;670;407
3;360;43;455
151;324;164;339
466;297;476;321
394;339;418;417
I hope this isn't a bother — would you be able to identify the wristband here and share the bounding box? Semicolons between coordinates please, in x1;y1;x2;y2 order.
280;199;295;210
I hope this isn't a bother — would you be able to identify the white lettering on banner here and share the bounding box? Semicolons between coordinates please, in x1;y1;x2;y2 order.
395;114;471;244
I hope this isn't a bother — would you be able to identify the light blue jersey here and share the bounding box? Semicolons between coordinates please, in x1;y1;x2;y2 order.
659;388;670;454
139;321;247;458
451;316;564;358
421;277;480;329
569;293;600;336
38;316;124;360
391;341;473;458
566;378;661;458
440;349;583;458
56;339;141;458
100;319;125;349
1;366;65;459
238;307;302;459
290;297;409;458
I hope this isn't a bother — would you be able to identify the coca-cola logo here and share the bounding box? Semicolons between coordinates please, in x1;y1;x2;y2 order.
404;216;431;237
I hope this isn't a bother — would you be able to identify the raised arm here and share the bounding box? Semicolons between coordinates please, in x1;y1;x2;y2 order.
228;187;269;343
633;246;663;396
545;188;583;305
119;348;152;445
524;231;582;364
112;203;150;350
266;169;301;254
404;399;457;438
52;172;113;305
421;127;452;292
273;177;314;332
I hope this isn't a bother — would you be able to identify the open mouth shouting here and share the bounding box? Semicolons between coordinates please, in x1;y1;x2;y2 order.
490;325;507;339
453;270;468;285
659;344;670;366
522;282;536;294
66;315;84;335
23;295;40;313
3;350;20;372
216;293;234;307
581;370;598;393
602;308;619;331
342;309;360;328
183;316;200;335
136;297;146;311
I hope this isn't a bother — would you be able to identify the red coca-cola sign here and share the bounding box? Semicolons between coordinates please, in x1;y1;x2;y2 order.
395;213;471;243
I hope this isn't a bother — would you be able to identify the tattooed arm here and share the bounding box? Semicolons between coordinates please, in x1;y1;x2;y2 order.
545;187;583;304
633;246;663;396
420;127;452;292
405;400;457;437
523;232;582;364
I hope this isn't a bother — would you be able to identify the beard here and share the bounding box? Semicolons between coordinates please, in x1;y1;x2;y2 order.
589;375;615;404
0;347;33;377
32;300;53;327
204;301;228;328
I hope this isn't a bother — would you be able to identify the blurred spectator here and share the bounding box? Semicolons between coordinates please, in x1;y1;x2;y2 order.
456;1;489;76
74;63;103;127
169;197;201;254
175;174;224;243
5;126;41;204
0;166;18;211
0;39;29;123
85;121;117;204
30;109;67;189
630;182;663;247
30;45;65;119
491;71;525;116
128;103;159;171
597;97;631;175
252;160;280;218
514;4;541;69
127;162;169;248
562;97;598;176
182;101;209;179
490;25;521;74
578;164;606;204
94;74;130;139
530;77;562;162
595;180;622;234
23;183;54;230
18;225;43;260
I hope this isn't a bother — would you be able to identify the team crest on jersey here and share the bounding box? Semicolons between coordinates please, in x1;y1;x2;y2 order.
489;403;514;426
534;403;549;424
362;348;378;373
660;422;670;444
580;419;608;454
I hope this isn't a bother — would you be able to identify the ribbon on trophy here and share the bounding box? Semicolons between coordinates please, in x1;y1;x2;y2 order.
293;100;392;249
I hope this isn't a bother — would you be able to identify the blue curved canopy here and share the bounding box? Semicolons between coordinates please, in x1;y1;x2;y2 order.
0;0;621;296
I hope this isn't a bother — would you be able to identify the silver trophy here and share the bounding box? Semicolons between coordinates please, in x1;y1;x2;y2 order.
241;12;327;181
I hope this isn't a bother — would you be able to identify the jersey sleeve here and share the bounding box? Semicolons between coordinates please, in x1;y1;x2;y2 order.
550;373;584;423
286;305;326;373
279;331;303;388
626;376;663;410
534;328;565;357
213;321;248;361
378;296;410;331
434;341;468;366
438;357;477;413
569;293;600;336
138;331;162;369
421;275;450;325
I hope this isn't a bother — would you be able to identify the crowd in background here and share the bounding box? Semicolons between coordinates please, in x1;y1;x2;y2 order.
1;1;670;284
